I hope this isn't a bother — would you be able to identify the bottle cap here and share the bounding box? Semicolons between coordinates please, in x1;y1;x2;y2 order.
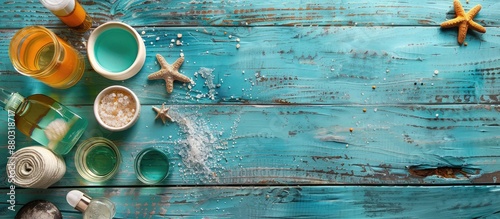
0;89;24;112
39;0;75;16
66;190;91;212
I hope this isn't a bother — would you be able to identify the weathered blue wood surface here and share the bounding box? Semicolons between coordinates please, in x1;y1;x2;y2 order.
1;186;500;218
0;0;499;218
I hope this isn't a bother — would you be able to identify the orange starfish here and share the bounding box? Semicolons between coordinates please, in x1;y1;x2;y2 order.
440;0;486;45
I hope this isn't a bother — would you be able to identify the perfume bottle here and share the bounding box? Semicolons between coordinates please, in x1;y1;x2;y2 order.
66;190;116;219
0;88;87;155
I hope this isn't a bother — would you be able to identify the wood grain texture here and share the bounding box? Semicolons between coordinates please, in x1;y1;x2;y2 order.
1;0;499;28
1;104;498;186
0;0;499;218
1;186;500;218
0;26;498;105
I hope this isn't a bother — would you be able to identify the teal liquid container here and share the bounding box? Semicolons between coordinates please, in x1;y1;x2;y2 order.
0;88;87;155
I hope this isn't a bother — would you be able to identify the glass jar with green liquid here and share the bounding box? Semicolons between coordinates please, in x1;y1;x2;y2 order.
0;88;87;155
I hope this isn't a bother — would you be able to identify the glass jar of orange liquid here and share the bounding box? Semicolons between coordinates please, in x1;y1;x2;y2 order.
9;26;85;89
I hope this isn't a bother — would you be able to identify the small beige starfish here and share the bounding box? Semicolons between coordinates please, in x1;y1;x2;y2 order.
440;0;486;45
152;103;173;124
148;54;191;93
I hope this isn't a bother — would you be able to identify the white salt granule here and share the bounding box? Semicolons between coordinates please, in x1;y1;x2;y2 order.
98;91;136;127
196;67;216;100
169;109;223;183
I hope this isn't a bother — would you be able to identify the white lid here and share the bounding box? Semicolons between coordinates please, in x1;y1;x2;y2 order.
66;190;83;208
39;0;75;16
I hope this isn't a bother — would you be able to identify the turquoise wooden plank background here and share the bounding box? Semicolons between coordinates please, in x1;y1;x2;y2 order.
0;0;499;218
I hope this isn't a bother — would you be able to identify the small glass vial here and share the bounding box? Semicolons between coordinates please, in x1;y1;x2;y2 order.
9;26;85;89
40;0;92;31
66;190;116;219
75;137;121;182
134;148;170;184
0;88;87;155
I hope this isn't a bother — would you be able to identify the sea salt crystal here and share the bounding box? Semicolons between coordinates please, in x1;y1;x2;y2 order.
98;91;136;127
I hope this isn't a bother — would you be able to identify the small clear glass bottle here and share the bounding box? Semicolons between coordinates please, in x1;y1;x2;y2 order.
0;88;87;155
66;190;116;219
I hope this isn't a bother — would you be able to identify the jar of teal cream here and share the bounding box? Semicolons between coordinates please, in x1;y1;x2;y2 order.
87;21;146;80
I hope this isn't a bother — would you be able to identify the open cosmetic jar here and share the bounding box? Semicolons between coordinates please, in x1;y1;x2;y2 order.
134;148;170;184
75;137;121;183
87;21;146;80
94;85;141;131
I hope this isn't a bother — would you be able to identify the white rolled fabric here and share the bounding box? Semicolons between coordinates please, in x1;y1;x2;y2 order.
7;146;66;189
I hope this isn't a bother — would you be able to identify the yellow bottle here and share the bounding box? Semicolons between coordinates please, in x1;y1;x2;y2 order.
39;0;92;31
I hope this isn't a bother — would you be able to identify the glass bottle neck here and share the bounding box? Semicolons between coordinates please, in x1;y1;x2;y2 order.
0;89;25;112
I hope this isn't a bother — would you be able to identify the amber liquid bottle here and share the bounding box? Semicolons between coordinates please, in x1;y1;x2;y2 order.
40;0;92;31
0;89;87;155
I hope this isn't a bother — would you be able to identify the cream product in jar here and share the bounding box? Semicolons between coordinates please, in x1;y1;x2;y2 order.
75;137;121;182
66;190;116;219
87;22;146;80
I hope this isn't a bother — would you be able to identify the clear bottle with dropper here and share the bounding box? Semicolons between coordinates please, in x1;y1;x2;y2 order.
0;88;87;155
66;190;116;219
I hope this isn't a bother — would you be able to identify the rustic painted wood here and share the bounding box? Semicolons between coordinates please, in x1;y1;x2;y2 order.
1;0;499;28
0;104;498;186
0;0;499;218
0;26;499;105
1;186;500;218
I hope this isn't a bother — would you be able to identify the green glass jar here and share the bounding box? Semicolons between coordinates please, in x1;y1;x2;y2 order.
75;137;121;182
134;148;170;184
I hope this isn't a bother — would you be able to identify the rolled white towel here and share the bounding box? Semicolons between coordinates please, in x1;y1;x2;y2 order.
6;146;66;189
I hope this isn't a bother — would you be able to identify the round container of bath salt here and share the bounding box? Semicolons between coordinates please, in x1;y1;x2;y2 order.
87;21;146;80
94;85;141;131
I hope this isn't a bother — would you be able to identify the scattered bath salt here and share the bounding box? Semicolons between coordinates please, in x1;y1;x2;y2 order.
169;109;222;182
177;33;183;38
176;40;182;46
180;52;185;57
197;67;217;100
228;35;232;39
156;37;160;41
171;39;175;43
434;70;439;75
98;91;136;127
236;43;240;49
141;30;146;35
236;38;240;42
